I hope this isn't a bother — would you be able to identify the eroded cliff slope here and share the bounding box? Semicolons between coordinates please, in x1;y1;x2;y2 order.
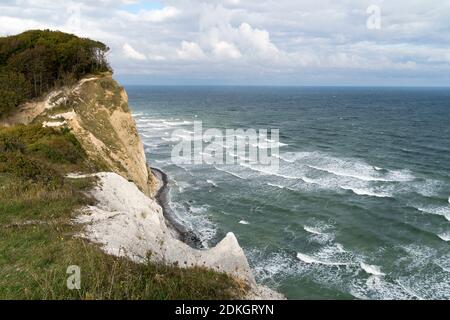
2;73;157;196
1;74;284;299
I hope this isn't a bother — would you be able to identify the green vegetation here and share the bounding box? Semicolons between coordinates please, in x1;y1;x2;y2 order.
0;124;243;300
0;30;110;116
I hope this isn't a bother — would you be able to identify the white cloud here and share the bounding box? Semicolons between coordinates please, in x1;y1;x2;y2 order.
0;16;49;36
177;41;206;60
1;0;450;85
212;41;242;59
123;43;147;61
139;6;180;22
122;6;181;23
237;22;280;59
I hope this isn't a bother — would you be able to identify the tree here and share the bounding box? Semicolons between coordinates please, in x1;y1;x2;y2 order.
0;30;111;118
0;71;31;116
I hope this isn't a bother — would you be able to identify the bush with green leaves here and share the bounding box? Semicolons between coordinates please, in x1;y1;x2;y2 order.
0;124;88;188
0;30;111;117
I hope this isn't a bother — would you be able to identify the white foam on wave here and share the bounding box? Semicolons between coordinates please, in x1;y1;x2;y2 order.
412;179;444;197
340;186;392;198
162;120;193;126
350;277;417;300
251;141;288;149
280;151;415;184
173;164;194;176
296;252;350;266
236;150;429;200
239;220;250;225
416;206;450;221
437;232;450;242
307;164;413;183
266;182;285;189
248;250;297;285
135;118;162;123
172;202;216;248
336;243;346;253
435;257;450;273
238;162;311;183
206;179;218;187
360;262;386;276
273;153;295;163
213;166;246;180
303;225;326;236
397;244;450;299
161;136;180;142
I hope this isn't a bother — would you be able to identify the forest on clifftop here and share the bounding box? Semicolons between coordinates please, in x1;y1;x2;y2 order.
0;30;110;116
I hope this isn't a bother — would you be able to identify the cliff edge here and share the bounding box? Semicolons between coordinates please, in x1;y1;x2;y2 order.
1;73;157;197
1;74;284;300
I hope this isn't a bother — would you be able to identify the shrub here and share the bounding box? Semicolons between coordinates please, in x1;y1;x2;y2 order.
0;134;25;153
0;71;31;116
0;152;63;187
0;124;85;165
0;30;111;116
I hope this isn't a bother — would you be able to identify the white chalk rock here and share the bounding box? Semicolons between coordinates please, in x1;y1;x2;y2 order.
75;172;256;285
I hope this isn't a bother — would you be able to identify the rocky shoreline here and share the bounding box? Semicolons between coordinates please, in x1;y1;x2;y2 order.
4;70;285;300
151;167;205;249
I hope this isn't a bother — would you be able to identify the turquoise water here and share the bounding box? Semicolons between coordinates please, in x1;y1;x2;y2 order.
127;86;450;299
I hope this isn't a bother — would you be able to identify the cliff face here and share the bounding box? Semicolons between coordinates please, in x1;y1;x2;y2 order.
1;74;157;196
56;75;157;196
2;74;284;299
73;172;257;286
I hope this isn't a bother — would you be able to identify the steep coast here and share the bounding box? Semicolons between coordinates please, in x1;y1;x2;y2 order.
1;73;284;299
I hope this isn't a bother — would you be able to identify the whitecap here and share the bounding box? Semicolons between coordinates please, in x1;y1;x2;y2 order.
267;182;285;189
161;137;180;142
435;262;450;273
206;179;218;187
336;243;346;253
238;163;308;181
189;205;209;215
303;226;326;236
416;206;450;221
213;166;246;180
296;252;349;266
273;153;295;163
340;186;392;198
307;164;412;182
360;262;386;276
437;232;450;242
251;142;288;149
239;220;250;225
162;120;193;126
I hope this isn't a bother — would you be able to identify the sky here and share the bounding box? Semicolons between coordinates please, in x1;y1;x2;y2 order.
1;0;450;86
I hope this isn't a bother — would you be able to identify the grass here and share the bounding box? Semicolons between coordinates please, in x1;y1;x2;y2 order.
0;124;244;300
0;223;244;300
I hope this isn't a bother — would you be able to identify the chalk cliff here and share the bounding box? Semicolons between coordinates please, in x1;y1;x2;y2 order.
2;74;284;299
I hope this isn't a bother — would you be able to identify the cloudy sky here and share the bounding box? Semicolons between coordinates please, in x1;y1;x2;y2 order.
1;0;450;86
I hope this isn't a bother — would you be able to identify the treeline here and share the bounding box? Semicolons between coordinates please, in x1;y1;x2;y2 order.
0;30;111;116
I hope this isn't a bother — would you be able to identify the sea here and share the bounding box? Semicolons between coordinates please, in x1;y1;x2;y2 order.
126;85;450;299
